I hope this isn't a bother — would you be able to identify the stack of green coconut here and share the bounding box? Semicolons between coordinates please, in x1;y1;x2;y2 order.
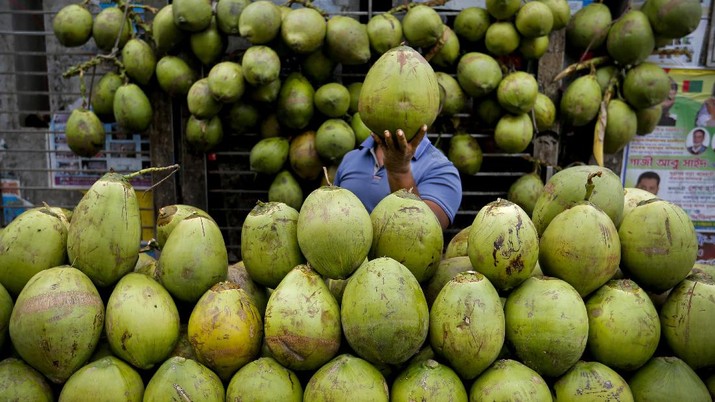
0;158;713;400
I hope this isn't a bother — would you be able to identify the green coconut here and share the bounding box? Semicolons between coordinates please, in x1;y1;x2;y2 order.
122;38;156;86
622;187;657;220
172;0;212;32
476;98;504;126
540;201;621;297
53;4;93;47
67;172;141;287
436;72;467;116
623;62;671;110
359;46;440;141
538;0;571;30
636;105;663;135
155;204;213;248
187;282;262;381
0;284;11;349
369;189;444;283
251;79;282;103
468;199;539;291
485;21;521;56
0;206;68;295
226;261;268;316
153;5;185;54
9;267;104;384
185;115;223;153
315;118;355;163
113;83;153;132
238;0;282;44
59;356;144;402
207;61;245;103
366;13;403;55
486;0;522;19
221;100;259;134
505;276;589;377
249;136;290;175
351;112;372;144
444;226;471;259
641;0;701;39
566;3;612;51
288;130;322;181
242;46;280;86
347;81;363;114
560;74;602;127
144;356;224;402
457;52;503;98
422;256;473;307
448;133;482;175
497;71;539;115
155;56;197;97
281;7;327;54
157;215;228;302
391;359;468;402
516;1;554;38
430;271;505;380
618;199;698;292
92;7;131;52
660;269;715;369
187;78;223;119
606;10;655;66
259;113;281;137
532;165;625;234
507;172;545;216
604;99;638;153
519;35;550;59
628;357;711;401
226;357;302;401
302;50;336;85
553;361;634;401
469;359;552;401
585;279;661;371
0;358;53;401
454;7;490;43
326;15;371;66
494;113;533;153
264;265;342;371
303;354;389;402
190;17;227;65
269;170;303;211
314;82;351;118
401;4;444;48
533;93;556;132
215;0;249;35
430;25;461;69
105;273;180;370
341;257;429;365
91;71;122;121
277;72;315;130
297;186;372;279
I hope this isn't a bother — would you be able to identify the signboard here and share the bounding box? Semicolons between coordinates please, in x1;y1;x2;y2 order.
647;18;709;69
621;69;715;263
47;111;152;189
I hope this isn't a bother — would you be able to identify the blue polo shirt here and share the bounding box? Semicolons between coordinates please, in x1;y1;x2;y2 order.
334;136;462;224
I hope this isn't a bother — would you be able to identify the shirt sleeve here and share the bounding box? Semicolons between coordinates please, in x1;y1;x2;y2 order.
416;160;463;225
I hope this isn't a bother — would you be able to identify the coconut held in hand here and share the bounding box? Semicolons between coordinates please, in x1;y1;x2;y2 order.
358;46;440;141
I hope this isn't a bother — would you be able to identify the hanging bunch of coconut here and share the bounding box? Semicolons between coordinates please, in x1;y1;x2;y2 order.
559;0;701;163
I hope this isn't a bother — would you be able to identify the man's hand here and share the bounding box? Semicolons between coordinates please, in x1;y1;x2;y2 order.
371;124;427;174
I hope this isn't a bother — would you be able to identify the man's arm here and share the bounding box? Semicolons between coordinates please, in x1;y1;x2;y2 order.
374;125;452;229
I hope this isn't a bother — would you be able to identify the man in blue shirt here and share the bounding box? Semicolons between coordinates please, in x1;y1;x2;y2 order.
334;124;462;230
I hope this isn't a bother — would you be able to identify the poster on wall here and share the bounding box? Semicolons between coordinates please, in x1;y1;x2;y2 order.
47;111;152;190
621;69;715;263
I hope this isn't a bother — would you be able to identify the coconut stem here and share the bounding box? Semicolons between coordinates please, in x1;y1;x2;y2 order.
593;75;618;167
322;166;333;187
386;0;447;14
584;171;602;202
282;0;329;16
124;164;180;180
552;56;610;83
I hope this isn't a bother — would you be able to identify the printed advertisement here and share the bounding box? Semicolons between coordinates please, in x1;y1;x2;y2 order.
621;69;715;262
47;111;152;190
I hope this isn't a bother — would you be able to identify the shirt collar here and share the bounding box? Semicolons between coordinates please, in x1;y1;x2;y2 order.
358;134;431;160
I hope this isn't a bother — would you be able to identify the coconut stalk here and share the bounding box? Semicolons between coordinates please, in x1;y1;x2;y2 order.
593;76;618;167
552;56;610;83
